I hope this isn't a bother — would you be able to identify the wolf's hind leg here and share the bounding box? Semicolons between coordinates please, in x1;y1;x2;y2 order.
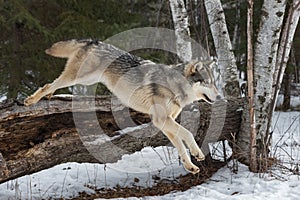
24;74;75;106
24;83;53;106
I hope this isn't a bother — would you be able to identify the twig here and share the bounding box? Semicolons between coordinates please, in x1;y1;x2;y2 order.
273;114;300;156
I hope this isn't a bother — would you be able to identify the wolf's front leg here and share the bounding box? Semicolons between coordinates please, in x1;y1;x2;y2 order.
24;83;53;106
178;130;205;162
150;103;200;173
163;131;200;174
163;117;205;161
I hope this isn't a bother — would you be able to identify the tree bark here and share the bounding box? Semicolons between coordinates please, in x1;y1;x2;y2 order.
169;0;192;62
246;0;257;172
282;72;291;111
271;0;300;112
204;0;240;97
0;96;244;184
204;0;247;167
253;0;287;166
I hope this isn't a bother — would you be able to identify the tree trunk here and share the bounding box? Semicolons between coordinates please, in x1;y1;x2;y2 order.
246;0;257;172
253;0;287;168
204;0;246;167
8;22;22;99
204;0;240;97
0;96;244;184
169;0;192;62
232;0;241;52
282;71;291;111
271;0;300;112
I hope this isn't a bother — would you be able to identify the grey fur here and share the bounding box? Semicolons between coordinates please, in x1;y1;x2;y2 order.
24;39;221;174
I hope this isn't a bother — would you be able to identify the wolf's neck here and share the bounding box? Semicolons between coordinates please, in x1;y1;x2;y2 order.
170;63;186;76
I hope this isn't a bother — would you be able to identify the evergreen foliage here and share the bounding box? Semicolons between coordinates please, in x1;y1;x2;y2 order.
0;0;298;99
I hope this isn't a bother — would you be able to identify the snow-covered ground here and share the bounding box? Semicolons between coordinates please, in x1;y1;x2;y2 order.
0;95;7;102
121;162;300;200
276;94;300;109
0;111;299;200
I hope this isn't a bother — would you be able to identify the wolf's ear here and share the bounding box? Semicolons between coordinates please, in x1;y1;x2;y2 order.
204;60;215;68
184;61;199;77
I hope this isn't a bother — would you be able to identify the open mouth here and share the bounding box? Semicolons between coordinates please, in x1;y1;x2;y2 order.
203;94;214;104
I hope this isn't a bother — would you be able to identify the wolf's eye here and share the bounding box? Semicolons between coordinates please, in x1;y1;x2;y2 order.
194;76;204;83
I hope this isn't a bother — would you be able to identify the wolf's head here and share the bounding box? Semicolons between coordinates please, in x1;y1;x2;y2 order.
184;61;222;104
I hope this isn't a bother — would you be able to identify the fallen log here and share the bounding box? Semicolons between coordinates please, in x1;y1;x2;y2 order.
0;96;244;184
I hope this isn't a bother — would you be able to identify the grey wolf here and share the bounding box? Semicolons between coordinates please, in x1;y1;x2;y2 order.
24;39;221;173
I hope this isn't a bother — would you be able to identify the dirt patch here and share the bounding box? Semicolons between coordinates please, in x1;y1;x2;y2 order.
67;158;226;199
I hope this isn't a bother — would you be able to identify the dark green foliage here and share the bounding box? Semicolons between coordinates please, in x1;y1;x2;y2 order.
0;0;157;99
1;0;289;100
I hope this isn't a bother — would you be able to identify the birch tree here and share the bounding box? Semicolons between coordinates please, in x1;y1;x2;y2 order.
253;0;287;164
203;0;300;170
204;0;240;97
271;0;300;113
169;0;192;62
169;0;299;171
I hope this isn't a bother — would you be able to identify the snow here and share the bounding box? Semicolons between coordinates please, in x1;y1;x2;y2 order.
276;94;300;109
0;96;7;103
53;94;74;98
83;124;151;146
0;147;187;199
114;163;300;200
1;112;300;200
271;111;300;168
117;123;150;135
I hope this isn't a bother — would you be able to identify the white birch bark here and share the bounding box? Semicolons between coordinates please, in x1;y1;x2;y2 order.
204;0;240;97
254;0;287;140
169;0;192;62
272;0;300;111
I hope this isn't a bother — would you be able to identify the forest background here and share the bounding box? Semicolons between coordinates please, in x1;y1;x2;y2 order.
1;0;299;102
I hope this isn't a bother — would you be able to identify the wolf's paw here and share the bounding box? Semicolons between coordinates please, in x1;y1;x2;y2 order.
194;152;205;162
184;163;200;174
191;148;205;162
